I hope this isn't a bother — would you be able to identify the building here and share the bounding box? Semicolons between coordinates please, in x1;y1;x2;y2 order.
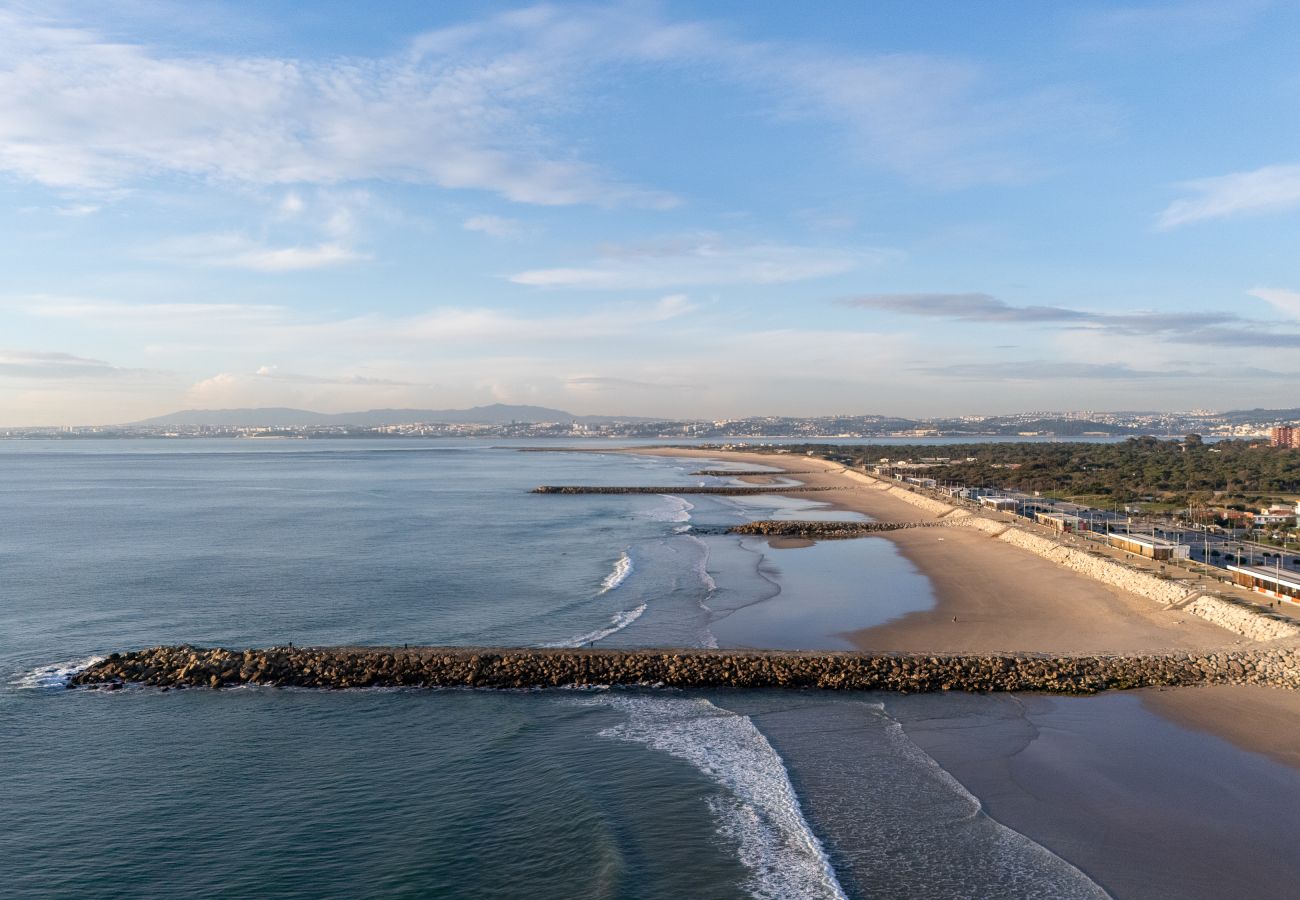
1271;426;1300;448
980;496;1018;512
1107;533;1190;560
1254;505;1298;528
1228;563;1300;602
1036;512;1086;533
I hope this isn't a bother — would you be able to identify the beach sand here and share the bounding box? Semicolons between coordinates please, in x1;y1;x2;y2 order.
640;448;1240;655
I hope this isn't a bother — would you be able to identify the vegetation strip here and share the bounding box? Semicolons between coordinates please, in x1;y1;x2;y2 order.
70;645;1300;694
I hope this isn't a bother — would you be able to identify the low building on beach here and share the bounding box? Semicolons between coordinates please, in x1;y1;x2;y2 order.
980;496;1018;512
1228;563;1300;602
1107;533;1190;560
1036;511;1086;533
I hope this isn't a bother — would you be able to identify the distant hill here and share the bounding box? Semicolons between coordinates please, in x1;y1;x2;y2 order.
1215;408;1300;425
132;404;654;427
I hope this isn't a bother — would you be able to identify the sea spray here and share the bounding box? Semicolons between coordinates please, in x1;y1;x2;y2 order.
12;656;105;690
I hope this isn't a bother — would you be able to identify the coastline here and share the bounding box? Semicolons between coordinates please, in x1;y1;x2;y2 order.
636;448;1242;655
633;446;1300;777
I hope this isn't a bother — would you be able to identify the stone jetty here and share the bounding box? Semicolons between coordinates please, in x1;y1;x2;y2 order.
689;469;815;476
531;485;836;495
730;520;945;538
68;645;1300;694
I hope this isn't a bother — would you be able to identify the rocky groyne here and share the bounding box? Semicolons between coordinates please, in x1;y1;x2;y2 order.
729;520;945;538
689;469;814;477
532;485;836;495
68;645;1300;693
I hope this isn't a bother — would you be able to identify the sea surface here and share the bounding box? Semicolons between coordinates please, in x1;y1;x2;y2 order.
4;438;1300;899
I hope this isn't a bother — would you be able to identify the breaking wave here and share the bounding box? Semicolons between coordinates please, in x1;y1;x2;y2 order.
543;604;648;648
12;656;104;690
599;552;633;594
587;694;846;900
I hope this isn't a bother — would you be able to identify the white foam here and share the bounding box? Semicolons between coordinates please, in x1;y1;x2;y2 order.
543;604;648;648
586;694;846;900
599;551;633;594
12;655;105;689
647;494;694;523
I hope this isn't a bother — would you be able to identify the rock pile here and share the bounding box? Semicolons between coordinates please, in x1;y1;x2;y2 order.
729;520;946;538
67;645;1300;694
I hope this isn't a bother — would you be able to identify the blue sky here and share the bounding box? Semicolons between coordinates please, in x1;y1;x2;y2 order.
2;0;1300;425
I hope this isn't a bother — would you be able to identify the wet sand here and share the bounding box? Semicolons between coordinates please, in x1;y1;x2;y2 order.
638;448;1240;655
1142;684;1300;771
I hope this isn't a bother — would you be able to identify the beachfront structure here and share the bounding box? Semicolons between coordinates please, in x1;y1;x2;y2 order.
1107;533;1190;560
980;496;1018;511
1036;512;1086;534
1228;563;1300;602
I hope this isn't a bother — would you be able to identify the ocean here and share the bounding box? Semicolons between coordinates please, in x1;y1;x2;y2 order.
6;439;1300;899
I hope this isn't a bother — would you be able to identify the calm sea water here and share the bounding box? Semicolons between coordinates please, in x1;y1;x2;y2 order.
4;439;1299;899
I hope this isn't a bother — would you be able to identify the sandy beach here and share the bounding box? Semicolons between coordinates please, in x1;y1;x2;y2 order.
640;448;1241;655
637;447;1300;778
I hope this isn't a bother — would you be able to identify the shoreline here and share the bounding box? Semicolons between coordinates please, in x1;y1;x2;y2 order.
635;447;1246;655
630;447;1300;773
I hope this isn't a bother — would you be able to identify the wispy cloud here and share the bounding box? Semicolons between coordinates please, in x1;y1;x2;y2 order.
565;375;695;392
24;297;287;324
0;349;144;379
0;6;678;208
0;3;1098;206
1158;163;1300;228
846;290;1300;348
148;233;367;271
1074;1;1272;50
844;293;1091;323
512;234;882;289
916;360;1184;381
1251;287;1300;320
463;214;524;238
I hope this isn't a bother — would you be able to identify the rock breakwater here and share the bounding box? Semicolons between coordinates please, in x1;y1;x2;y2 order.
729;520;946;538
689;469;815;477
67;645;1300;694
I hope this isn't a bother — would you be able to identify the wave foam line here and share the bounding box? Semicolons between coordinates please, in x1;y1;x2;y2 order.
588;695;846;900
542;604;648;648
599;552;633;594
646;494;694;523
879;711;1111;898
12;655;105;689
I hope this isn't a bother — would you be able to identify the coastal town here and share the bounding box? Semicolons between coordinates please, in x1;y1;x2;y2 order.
5;406;1300;441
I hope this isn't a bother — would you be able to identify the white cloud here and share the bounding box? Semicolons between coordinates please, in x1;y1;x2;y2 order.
297;294;697;345
0;7;678;208
0;3;1094;207
148;233;367;271
511;235;883;289
1159;163;1300;228
463;214;524;238
1250;287;1300;320
24;297;287;325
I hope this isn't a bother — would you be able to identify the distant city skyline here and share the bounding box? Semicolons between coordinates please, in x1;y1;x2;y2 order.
3;1;1300;425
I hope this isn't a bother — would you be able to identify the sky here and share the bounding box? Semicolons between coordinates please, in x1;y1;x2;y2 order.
2;0;1300;425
